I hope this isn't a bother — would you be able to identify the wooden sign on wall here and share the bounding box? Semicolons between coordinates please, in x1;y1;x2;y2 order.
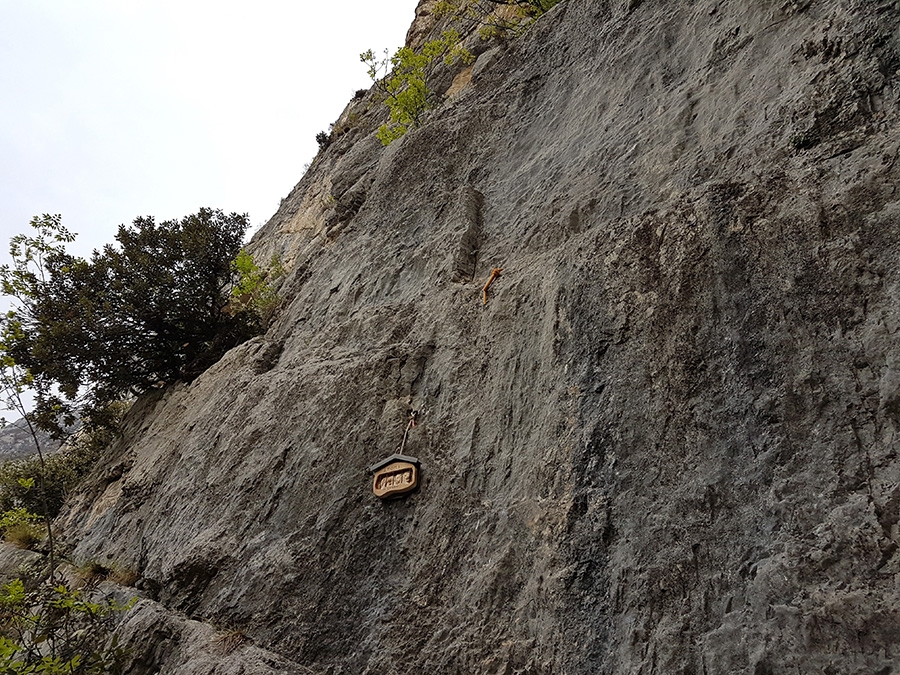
370;454;420;499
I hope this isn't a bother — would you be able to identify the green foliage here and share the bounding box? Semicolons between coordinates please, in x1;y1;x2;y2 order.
0;209;257;432
315;130;331;151
436;0;561;41
0;508;43;549
361;30;473;145
0;215;76;302
0;312;59;437
0;452;84;520
0;304;57;564
228;250;284;327
0;402;130;520
0;578;133;673
0;507;40;531
0;214;76;432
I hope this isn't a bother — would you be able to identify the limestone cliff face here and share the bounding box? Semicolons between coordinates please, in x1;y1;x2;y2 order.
405;0;442;51
56;1;900;673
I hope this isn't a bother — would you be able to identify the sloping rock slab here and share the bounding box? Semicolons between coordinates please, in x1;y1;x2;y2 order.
117;598;316;675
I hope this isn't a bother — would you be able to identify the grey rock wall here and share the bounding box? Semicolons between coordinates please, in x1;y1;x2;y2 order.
56;1;900;673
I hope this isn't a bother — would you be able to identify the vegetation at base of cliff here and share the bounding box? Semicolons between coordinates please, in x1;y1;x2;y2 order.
361;30;473;145
0;212;242;672
0;577;133;674
0;320;58;565
0;209;272;619
0;452;86;522
0;209;266;434
0;402;130;522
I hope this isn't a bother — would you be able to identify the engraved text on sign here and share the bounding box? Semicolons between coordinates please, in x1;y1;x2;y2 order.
373;461;418;498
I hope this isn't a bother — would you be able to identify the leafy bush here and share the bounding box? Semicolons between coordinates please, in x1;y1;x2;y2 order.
315;130;331;151
0;454;86;519
228;250;285;328
361;31;473;145
0;507;40;530
0;578;133;674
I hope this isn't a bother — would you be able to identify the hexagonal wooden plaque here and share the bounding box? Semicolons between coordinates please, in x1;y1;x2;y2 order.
372;460;419;499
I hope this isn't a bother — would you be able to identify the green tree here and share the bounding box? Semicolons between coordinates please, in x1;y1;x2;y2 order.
1;208;260;432
362;30;472;145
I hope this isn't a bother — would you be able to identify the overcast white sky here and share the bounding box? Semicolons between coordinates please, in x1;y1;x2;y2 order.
0;0;417;260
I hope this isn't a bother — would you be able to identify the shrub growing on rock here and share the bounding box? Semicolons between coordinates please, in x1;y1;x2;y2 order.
361;30;473;145
0;409;127;520
228;250;285;329
315;130;331;151
436;0;561;41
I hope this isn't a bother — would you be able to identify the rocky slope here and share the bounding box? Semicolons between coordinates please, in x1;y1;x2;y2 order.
0;418;63;462
52;0;900;672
